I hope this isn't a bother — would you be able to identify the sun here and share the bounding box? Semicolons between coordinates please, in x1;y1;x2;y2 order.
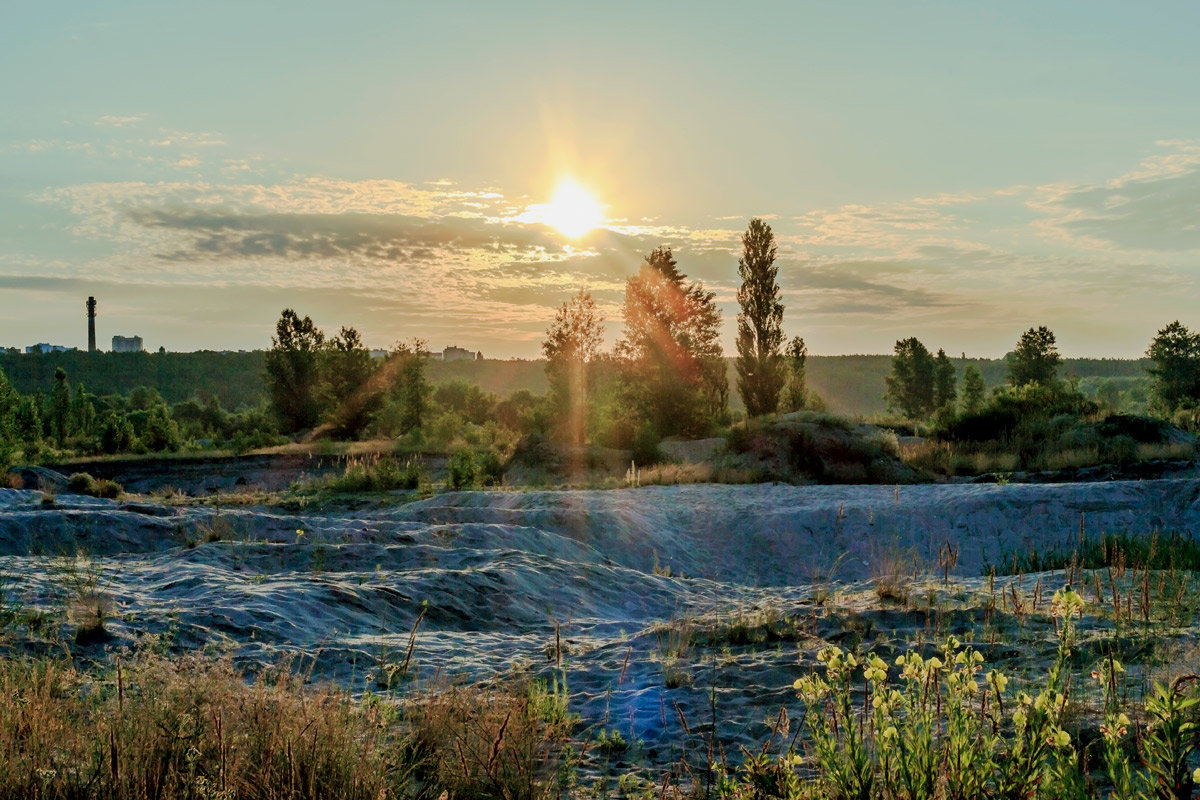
540;178;605;238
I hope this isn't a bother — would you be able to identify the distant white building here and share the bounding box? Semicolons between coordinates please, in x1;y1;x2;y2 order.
442;345;478;362
25;343;74;354
112;335;144;353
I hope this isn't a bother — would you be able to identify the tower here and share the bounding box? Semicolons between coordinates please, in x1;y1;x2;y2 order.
86;296;97;353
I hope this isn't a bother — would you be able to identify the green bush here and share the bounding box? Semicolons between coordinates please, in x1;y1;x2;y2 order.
67;472;98;495
630;424;662;466
1096;413;1170;443
476;449;504;486
447;449;477;490
65;472;122;498
1104;434;1138;466
322;456;424;493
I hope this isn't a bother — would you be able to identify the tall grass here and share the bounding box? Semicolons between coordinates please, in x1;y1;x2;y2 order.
0;649;573;800
315;454;426;494
0;650;409;800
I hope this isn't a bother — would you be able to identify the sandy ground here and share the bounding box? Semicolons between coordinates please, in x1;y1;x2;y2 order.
2;479;1199;768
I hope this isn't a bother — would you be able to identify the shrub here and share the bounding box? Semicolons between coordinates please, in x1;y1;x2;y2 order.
64;473;122;499
1104;434;1139;465
447;448;477;490
66;472;98;495
476;449;504;486
1097;413;1170;444
321;455;425;493
630;424;663;466
725;421;755;453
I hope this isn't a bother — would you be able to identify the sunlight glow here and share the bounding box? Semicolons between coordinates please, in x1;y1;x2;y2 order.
538;178;605;238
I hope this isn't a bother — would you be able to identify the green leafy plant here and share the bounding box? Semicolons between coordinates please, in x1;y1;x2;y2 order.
447;448;477;490
791;587;1086;800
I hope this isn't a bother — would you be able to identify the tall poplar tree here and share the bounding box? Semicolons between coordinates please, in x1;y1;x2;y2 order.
735;218;785;417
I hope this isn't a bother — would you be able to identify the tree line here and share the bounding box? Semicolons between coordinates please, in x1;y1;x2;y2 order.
882;322;1200;427
4;218;1200;470
0;366;276;465
251;219;809;462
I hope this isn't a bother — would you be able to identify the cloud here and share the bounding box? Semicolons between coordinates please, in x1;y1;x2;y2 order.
127;208;567;264
1030;140;1200;252
21;141;1200;358
94;114;146;128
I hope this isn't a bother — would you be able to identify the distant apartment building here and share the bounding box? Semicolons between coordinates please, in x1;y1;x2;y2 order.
111;335;144;353
25;343;74;354
442;345;482;362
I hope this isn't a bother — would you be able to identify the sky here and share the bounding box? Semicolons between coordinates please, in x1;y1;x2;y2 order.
3;1;1200;358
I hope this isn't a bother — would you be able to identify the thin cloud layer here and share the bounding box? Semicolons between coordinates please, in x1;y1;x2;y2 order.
1031;141;1200;252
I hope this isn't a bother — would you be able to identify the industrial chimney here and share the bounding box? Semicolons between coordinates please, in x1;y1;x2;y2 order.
86;296;97;353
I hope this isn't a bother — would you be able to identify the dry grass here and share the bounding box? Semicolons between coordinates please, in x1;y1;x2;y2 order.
0;650;412;800
405;677;573;800
636;462;714;486
632;462;762;487
1042;446;1101;470
870;544;920;604
0;641;577;800
1136;442;1196;461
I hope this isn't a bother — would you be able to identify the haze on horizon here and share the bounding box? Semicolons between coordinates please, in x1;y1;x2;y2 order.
2;1;1199;359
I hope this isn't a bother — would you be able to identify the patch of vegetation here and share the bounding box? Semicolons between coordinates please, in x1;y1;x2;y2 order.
318;454;426;494
989;531;1200;576
66;472;123;498
724;414;910;484
447;448;478;489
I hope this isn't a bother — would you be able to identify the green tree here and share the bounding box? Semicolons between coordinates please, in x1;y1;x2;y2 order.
1007;326;1062;387
128;385;163;411
960;365;987;415
617;247;727;437
99;412;135;454
933;349;957;410
779;336;810;413
884;337;935;419
1145;320;1200;413
73;384;96;438
0;368;17;466
51;367;71;447
15;396;41;460
735;218;785;417
321;326;380;438
265;309;326;434
543;289;604;445
391;339;430;436
143;403;180;452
